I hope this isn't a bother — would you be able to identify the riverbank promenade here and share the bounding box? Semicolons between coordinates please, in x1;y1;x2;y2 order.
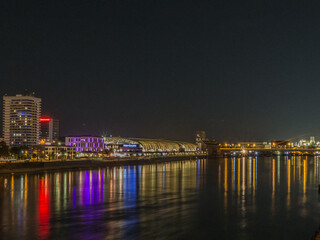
0;155;207;174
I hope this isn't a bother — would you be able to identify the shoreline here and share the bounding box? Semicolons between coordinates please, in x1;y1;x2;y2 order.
0;155;208;175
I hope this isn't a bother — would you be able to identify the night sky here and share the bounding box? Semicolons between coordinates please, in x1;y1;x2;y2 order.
1;0;320;142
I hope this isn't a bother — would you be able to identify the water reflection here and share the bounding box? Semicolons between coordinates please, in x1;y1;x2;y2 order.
0;160;206;239
216;156;320;204
1;157;320;239
213;155;320;237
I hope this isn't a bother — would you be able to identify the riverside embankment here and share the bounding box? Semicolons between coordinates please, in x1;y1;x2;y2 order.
0;155;207;174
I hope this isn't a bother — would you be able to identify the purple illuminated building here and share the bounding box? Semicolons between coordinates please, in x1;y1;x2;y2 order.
65;136;104;153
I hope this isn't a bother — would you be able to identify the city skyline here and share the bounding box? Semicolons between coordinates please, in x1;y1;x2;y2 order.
1;91;320;145
2;2;320;239
2;1;320;142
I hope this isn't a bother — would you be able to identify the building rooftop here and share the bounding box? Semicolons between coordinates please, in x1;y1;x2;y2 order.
104;137;197;152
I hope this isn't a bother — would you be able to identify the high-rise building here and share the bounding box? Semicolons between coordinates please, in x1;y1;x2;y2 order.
40;117;59;144
3;93;41;146
52;119;59;140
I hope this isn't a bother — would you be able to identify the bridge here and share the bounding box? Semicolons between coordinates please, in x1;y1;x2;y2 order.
219;147;320;156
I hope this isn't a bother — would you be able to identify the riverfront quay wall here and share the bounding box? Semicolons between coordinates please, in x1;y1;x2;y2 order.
0;155;207;174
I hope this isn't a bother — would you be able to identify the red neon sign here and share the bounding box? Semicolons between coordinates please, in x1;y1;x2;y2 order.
40;117;51;122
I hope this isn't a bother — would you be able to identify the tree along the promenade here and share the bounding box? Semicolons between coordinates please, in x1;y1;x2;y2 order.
60;149;66;161
0;141;9;157
10;146;29;159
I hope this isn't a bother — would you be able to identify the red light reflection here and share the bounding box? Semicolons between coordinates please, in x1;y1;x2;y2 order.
38;178;50;239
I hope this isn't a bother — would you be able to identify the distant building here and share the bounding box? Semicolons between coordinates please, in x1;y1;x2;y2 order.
104;137;197;156
196;131;207;152
3;93;41;146
195;131;219;155
310;136;315;145
40;116;59;144
236;142;271;149
196;131;206;144
200;140;219;155
65;136;104;153
31;145;76;160
272;140;290;148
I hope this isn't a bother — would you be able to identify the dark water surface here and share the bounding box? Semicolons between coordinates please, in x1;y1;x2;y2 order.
1;156;320;239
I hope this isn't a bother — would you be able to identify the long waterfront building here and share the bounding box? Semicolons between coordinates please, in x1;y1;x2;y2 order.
104;137;197;156
65;136;105;152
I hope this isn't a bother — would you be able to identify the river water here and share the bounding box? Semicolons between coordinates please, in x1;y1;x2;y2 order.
0;156;320;239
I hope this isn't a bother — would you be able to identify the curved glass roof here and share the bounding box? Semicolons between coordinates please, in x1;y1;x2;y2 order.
103;137;197;152
103;137;138;145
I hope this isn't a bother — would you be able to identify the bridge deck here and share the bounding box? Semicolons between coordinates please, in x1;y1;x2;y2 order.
220;148;320;152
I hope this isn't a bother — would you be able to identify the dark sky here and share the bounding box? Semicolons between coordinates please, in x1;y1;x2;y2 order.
1;0;320;142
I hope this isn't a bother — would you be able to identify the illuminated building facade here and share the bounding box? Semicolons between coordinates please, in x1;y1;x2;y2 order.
40;117;59;144
31;145;76;160
104;137;197;156
3;93;41;146
65;136;104;153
